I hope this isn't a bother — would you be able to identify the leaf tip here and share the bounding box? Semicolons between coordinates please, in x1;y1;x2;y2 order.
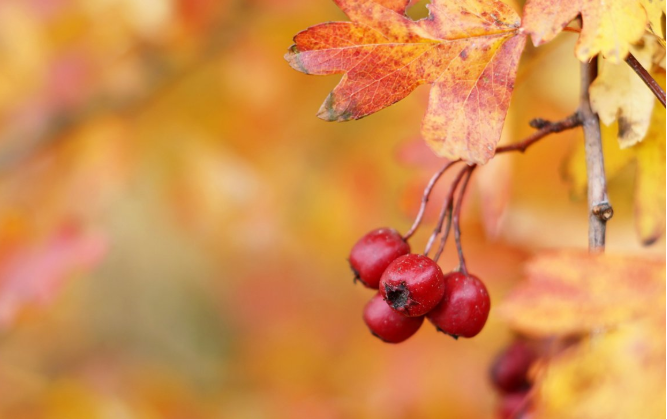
284;45;310;75
317;92;354;122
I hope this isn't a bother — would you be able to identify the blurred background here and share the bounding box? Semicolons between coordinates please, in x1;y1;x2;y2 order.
0;1;662;418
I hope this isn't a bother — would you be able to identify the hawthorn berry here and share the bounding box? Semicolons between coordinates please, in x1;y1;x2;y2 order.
490;340;536;393
363;293;424;343
497;390;530;419
379;254;445;317
427;272;490;338
349;227;410;289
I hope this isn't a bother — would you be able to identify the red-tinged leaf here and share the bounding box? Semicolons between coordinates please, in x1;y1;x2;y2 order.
500;250;665;336
285;0;526;164
0;224;107;329
521;0;648;63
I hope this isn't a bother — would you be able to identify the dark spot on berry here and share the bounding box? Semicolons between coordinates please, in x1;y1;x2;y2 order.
385;282;410;310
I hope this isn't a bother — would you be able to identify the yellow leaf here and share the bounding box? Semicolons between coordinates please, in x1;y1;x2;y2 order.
537;318;666;419
634;96;666;244
640;0;666;39
522;0;648;63
590;36;658;148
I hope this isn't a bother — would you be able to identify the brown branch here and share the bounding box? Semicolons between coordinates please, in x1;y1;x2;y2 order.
403;160;459;240
580;56;611;252
419;112;582;259
625;52;666;107
496;113;583;154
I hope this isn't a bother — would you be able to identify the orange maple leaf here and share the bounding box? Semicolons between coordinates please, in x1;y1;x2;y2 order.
285;0;526;164
521;0;650;63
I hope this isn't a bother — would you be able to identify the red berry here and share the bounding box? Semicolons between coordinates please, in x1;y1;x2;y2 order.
490;341;536;393
379;254;445;317
363;293;424;343
349;228;410;289
427;272;490;338
497;390;530;419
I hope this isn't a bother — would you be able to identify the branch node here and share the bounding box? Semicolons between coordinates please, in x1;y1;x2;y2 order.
529;118;550;129
592;202;613;221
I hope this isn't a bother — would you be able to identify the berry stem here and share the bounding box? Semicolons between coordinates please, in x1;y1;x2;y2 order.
453;165;475;276
432;203;453;262
403;160;459;241
625;52;666;108
424;165;469;257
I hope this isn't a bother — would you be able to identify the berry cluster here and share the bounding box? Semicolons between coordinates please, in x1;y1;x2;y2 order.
489;340;537;419
348;162;492;343
350;227;491;343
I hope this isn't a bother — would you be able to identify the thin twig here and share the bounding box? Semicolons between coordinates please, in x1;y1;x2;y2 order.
420;113;582;257
580;56;611;252
423;165;468;256
625;52;666;107
496;113;582;154
403;160;459;240
452;165;475;275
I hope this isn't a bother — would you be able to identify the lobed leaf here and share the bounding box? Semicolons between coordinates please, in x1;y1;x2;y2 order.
590;36;658;148
285;0;526;164
522;0;649;63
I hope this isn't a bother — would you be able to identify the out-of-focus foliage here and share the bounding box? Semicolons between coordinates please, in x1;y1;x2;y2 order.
0;1;663;418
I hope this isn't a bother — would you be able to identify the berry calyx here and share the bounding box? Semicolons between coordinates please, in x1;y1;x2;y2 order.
379;254;445;317
349;228;410;289
427;271;490;338
363;293;424;343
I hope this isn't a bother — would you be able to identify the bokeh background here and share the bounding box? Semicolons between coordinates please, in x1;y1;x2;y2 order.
0;1;662;418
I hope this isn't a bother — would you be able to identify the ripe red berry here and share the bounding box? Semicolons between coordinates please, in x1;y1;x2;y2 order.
490;341;536;393
379;254;445;317
427;272;490;338
497;390;530;419
363;293;424;343
349;228;410;289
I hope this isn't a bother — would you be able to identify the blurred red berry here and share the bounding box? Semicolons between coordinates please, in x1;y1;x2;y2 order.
497;390;530;419
491;340;536;393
